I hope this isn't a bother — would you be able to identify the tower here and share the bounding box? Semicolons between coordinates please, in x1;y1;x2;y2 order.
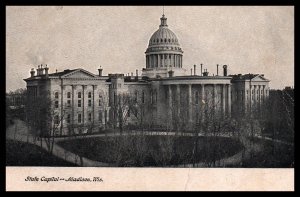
143;14;186;78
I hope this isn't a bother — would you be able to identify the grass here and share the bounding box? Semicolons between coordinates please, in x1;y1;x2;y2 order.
239;138;294;168
6;140;77;166
57;135;244;167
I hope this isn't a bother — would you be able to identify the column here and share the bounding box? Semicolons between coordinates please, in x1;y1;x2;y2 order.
228;84;231;116
201;84;205;122
157;54;160;68
249;85;252;112
168;85;172;117
244;89;247;113
213;84;217;112
175;55;177;67
72;85;75;126
176;84;180;117
149;55;152;68
146;56;148;68
222;84;226;116
179;55;182;68
254;85;257;107
82;85;85;125
60;83;64;135
188;84;192;123
262;85;265;102
92;85;95;127
162;54;165;67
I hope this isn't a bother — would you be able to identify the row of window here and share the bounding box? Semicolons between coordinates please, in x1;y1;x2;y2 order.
54;111;107;125
54;91;98;99
54;98;104;108
151;38;178;44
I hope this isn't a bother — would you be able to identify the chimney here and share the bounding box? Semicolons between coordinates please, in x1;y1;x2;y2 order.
168;70;174;78
136;69;138;77
44;65;49;78
98;66;103;76
131;72;133;77
217;64;219;76
190;68;193;76
203;69;209;76
40;64;44;75
194;64;196;76
37;65;40;76
200;64;203;76
30;68;35;77
223;65;228;76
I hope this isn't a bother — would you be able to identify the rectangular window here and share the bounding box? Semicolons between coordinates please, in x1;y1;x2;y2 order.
55;101;59;108
142;92;145;104
78;92;81;98
78;114;82;123
54;115;59;125
78;100;81;107
67;114;71;123
88;92;92;98
88;99;92;107
99;111;102;122
135;92;138;102
99;99;102;106
67;100;71;107
88;113;92;121
67;92;71;98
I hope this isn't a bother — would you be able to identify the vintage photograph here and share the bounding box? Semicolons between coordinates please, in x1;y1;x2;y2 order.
6;6;294;169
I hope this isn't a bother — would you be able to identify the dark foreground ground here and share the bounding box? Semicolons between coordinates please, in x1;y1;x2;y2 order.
58;135;244;167
6;139;77;166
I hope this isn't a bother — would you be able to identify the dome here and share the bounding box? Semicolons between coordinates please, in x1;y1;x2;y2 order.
144;14;184;74
148;27;180;47
146;15;183;53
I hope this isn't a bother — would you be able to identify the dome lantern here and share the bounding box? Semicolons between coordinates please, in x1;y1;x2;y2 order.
159;14;168;27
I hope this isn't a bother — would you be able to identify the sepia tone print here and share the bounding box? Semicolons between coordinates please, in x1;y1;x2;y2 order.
6;6;294;168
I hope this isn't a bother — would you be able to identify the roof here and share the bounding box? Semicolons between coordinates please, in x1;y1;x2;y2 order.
229;74;268;81
48;69;77;77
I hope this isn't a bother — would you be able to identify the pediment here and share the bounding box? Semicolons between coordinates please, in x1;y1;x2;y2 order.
252;75;269;82
62;69;96;78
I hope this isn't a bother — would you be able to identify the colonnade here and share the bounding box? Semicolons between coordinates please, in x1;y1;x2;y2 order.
146;54;182;68
166;83;231;124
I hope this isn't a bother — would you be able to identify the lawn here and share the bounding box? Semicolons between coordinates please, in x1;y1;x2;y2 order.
6;140;77;166
239;138;294;168
57;135;244;167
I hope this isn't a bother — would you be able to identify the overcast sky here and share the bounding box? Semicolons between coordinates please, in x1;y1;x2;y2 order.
6;6;294;91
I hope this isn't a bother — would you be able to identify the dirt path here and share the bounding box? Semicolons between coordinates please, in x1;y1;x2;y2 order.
6;119;110;167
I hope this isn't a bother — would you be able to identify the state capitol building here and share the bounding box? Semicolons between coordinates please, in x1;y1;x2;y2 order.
24;14;270;136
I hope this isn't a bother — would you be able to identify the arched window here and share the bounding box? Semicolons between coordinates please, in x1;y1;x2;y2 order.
67;92;71;98
78;92;81;98
164;38;167;42
172;38;174;42
161;39;163;42
54;92;59;99
168;39;171;42
157;39;159;42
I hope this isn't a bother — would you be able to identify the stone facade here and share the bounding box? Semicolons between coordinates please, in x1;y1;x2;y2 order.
24;14;270;136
